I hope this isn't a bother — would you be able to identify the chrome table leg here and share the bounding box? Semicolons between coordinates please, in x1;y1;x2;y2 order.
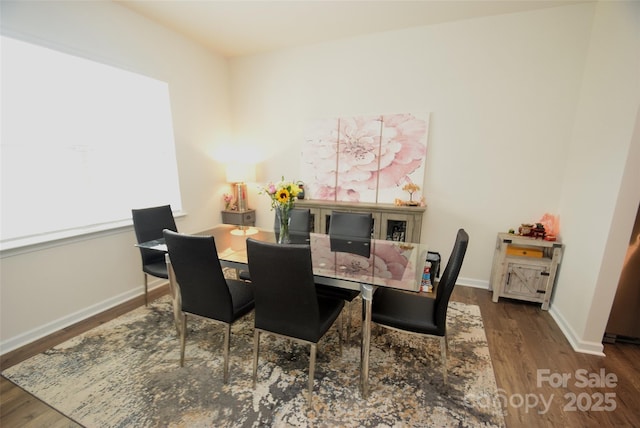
360;283;374;398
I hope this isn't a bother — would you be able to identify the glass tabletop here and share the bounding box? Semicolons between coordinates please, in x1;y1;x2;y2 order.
137;225;428;292
135;238;167;252
204;225;428;292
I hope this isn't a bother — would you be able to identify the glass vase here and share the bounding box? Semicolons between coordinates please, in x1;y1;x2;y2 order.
275;205;291;244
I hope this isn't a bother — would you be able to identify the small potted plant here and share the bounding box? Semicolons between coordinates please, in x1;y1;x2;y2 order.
402;182;420;206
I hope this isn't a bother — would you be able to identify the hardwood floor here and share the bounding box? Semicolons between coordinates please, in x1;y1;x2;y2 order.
453;286;640;428
1;285;638;427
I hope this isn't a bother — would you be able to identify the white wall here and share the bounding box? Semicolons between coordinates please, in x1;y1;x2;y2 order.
2;0;637;356
551;1;640;354
0;1;231;352
229;3;595;284
228;2;640;353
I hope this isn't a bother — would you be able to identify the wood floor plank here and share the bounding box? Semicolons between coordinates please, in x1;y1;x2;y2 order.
0;377;81;428
1;285;638;427
452;288;640;427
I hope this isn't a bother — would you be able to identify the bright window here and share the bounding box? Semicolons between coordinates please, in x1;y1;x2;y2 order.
1;36;182;248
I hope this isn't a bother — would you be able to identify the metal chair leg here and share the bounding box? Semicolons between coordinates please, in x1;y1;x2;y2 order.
167;255;182;336
343;298;362;344
346;301;352;343
440;335;448;384
338;311;343;356
223;324;231;384
172;294;182;337
144;273;149;306
252;330;260;388
308;343;317;409
179;313;187;367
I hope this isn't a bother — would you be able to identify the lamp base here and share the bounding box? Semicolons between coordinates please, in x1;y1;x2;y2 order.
233;182;249;211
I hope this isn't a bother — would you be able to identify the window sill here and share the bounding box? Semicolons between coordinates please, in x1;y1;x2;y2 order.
0;211;186;258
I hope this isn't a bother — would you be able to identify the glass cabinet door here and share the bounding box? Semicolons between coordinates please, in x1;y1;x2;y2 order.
381;213;414;242
385;219;408;241
294;200;424;243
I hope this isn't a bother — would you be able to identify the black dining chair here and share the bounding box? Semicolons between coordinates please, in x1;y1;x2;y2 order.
327;210;373;241
246;238;344;408
371;228;469;384
238;208;312;282
318;211;373;339
163;230;255;384
132;204;177;306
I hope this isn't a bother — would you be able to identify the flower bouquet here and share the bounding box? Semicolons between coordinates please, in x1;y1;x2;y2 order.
223;193;236;211
260;177;301;243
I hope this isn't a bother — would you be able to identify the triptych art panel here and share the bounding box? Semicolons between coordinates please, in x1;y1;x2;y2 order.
300;113;429;203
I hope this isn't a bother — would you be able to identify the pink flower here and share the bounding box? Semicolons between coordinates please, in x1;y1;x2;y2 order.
301;114;427;202
308;234;414;287
371;241;410;281
377;114;427;188
335;116;382;201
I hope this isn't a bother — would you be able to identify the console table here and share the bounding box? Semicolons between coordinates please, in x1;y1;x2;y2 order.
490;232;563;310
295;199;425;243
221;209;256;227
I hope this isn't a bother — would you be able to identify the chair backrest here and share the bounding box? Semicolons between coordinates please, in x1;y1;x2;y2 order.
246;238;320;342
163;230;235;323
273;208;311;233
328;211;372;257
433;229;469;331
132;205;177;265
328;211;372;239
329;236;371;258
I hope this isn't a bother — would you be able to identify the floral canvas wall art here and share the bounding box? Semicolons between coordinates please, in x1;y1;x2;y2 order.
301;117;340;200
301;113;429;203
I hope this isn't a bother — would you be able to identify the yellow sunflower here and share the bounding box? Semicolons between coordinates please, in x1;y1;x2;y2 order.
276;188;290;203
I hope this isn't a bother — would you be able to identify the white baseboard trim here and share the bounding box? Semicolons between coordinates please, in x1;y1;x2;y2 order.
455;276;606;356
7;275;604;359
0;280;166;356
549;306;605;356
456;276;489;289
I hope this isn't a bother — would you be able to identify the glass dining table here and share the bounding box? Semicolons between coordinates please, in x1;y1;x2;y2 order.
139;224;429;398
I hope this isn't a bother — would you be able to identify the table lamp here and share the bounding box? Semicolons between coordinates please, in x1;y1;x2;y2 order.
226;162;256;212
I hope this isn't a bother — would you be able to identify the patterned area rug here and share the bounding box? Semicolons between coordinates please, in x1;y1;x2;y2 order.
3;296;504;427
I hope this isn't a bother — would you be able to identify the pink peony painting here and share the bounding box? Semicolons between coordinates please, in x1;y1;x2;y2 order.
301;112;428;203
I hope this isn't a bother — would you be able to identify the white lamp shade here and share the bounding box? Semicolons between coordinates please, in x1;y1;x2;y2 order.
226;162;256;183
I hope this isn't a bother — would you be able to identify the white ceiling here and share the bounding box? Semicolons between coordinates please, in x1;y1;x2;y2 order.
116;0;587;58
